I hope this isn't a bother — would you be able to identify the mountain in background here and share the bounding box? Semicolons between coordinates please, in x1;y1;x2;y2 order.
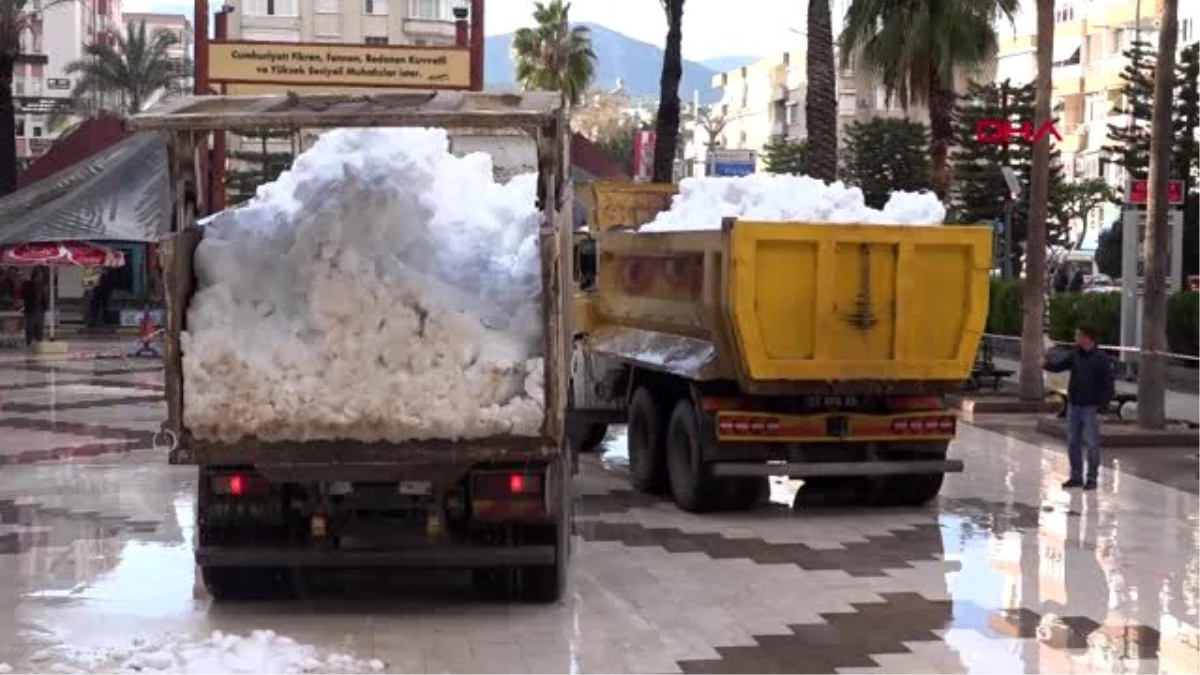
485;23;744;104
698;55;760;73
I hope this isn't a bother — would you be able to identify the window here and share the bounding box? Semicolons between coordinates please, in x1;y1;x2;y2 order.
32;126;42;137
838;92;856;114
408;0;444;19
13;77;24;95
1053;4;1074;23
365;36;388;45
15;119;24;137
364;0;389;15
315;0;339;12
1182;18;1195;44
244;0;298;16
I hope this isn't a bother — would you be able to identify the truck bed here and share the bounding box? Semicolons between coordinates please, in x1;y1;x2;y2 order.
579;197;991;395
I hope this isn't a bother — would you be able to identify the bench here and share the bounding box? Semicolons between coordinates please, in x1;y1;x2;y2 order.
967;340;1014;391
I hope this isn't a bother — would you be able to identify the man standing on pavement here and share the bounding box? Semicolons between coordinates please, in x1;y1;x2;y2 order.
1044;325;1115;490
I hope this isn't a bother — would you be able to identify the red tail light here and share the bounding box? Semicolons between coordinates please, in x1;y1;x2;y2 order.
718;416;783;436
473;472;543;500
212;472;269;497
891;416;956;435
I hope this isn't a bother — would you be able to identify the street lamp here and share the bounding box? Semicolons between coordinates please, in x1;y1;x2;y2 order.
451;0;469;20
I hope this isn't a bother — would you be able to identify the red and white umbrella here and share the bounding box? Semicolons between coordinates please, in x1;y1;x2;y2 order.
0;241;126;268
1;241;128;342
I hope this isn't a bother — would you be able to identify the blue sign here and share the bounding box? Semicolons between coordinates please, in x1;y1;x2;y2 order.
712;162;755;177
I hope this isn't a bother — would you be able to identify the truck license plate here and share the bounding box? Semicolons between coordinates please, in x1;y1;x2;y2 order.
398;481;432;496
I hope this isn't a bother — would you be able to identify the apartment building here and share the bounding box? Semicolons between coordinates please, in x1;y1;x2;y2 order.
703;47;917;173
226;0;462;46
13;0;124;168
995;0;1200;236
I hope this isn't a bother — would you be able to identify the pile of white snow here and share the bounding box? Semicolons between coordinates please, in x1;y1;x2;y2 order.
183;127;545;443
25;630;383;674
641;174;946;231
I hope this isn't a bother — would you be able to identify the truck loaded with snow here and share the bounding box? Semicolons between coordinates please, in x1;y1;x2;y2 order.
567;179;992;512
130;91;572;602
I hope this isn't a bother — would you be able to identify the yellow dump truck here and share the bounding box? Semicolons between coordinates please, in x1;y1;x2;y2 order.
567;182;991;512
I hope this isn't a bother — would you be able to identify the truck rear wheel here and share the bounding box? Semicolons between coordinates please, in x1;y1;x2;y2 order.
877;442;949;506
567;420;608;454
665;399;724;513
628;388;668;494
201;566;291;602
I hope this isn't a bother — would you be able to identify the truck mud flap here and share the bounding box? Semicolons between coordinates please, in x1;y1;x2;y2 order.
196;545;556;569
711;459;964;478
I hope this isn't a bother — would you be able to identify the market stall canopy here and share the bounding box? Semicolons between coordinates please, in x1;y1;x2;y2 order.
0;131;170;245
0;241;127;268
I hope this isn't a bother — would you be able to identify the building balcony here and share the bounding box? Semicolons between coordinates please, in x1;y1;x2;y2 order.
1102;0;1162;28
1000;34;1036;56
1084;59;1125;93
402;17;455;41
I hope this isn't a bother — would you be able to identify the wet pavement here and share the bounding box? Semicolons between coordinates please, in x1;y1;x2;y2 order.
0;352;1197;673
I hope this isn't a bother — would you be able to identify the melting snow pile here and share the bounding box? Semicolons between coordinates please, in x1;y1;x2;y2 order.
184;128;544;443
641;174;946;231
26;630;383;674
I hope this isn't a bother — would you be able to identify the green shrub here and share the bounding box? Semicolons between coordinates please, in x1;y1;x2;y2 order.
987;279;1023;336
1167;291;1199;357
1047;292;1121;345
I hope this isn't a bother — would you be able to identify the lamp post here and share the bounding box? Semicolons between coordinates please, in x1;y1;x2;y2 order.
451;0;469;48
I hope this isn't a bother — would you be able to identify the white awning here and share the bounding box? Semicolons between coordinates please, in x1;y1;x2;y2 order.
1052;40;1082;65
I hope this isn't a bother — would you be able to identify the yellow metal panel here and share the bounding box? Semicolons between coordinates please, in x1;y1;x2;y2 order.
580;182;678;232
729;222;991;383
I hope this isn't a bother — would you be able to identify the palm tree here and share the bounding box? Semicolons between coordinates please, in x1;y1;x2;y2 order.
1018;0;1053;401
63;20;184;117
0;0;58;195
839;0;1018;199
1138;0;1180;428
805;0;837;182
652;0;684;183
511;0;597;107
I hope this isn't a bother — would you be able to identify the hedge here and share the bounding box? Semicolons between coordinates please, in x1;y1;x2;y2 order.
1047;292;1121;346
987;279;1023;336
985;284;1196;356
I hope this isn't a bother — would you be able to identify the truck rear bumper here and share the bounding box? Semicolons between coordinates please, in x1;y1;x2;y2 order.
196;544;556;569
712;459;964;478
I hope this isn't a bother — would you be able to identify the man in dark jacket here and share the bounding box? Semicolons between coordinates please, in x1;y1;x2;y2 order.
1044;325;1114;491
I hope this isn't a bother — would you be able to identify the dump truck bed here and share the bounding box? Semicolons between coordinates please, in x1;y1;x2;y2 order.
580;199;991;395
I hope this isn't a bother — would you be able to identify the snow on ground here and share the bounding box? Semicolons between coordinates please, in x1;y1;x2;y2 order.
23;630;383;674
641;174;945;231
183;127;545;443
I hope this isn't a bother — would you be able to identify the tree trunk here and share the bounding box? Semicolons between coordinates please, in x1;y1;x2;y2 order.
1138;0;1179;429
0;56;16;196
928;66;955;200
652;0;684;183
1019;0;1055;401
805;0;837;182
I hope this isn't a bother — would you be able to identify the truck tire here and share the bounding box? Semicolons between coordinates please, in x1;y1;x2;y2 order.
567;419;608;454
665;399;723;513
628;387;667;494
877;442;949;507
519;466;571;603
201;566;290;601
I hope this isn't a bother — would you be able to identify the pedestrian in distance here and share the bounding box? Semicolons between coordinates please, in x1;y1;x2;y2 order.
1043;325;1115;491
21;267;49;346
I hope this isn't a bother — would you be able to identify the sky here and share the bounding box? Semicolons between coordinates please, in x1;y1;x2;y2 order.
120;0;826;61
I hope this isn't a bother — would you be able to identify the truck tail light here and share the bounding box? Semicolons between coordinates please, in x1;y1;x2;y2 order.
211;472;269;497
471;471;546;520
891;416;956;435
718;416;782;436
